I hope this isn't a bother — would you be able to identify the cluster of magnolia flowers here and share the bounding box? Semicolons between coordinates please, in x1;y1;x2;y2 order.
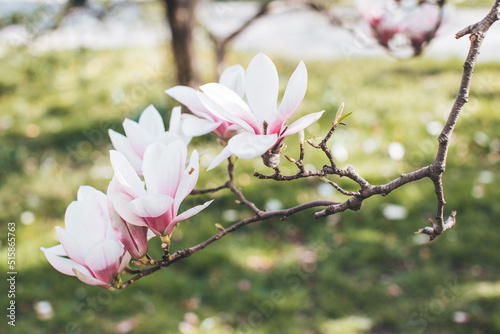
357;0;444;56
41;53;324;289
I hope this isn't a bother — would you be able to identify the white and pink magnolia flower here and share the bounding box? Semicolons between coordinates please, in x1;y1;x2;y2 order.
107;140;213;238
357;0;443;56
357;0;405;47
109;105;191;176
402;3;441;53
41;186;130;289
198;53;324;170
165;64;245;141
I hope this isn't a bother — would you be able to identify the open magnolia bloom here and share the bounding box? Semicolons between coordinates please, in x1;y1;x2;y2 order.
165;64;245;142
198;53;324;170
108;140;213;241
41;186;131;289
109;105;191;176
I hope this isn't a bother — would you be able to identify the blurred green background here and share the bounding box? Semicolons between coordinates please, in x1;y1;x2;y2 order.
1;2;500;334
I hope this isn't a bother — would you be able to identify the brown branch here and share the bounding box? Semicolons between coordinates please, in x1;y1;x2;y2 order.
119;199;339;288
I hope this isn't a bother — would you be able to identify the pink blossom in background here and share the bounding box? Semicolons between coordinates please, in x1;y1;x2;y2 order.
198;53;324;170
108;140;213;238
357;0;443;54
357;0;405;47
402;3;442;51
41;186;130;289
108;105;191;176
165;64;245;142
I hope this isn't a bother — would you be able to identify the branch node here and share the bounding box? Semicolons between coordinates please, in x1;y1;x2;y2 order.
417;211;457;241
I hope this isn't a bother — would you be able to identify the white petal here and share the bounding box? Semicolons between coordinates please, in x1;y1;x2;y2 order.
228;132;278;159
73;268;110;288
56;226;87;266
168;106;182;135
199;83;258;133
108;129;143;175
118;252;132;273
166;86;211;118
281;110;325;138
41;246;88;277
64;201;105;248
108;191;149;227
219;64;246;98
245;53;279;128
207;145;233;171
138;105;165;138
142;141;186;196
84;239;124;284
128;194;173;218
109;150;146;198
123;118;154;158
273;61;308;134
166;199;214;235
181;114;221;137
43;244;67;256
174;150;199;213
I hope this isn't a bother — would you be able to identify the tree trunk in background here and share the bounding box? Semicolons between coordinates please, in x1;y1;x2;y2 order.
164;0;199;87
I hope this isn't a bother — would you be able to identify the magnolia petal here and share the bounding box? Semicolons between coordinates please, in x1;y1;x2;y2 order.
118;252;132;273
123;118;153;158
44;244;67;256
41;246;88;277
128;194;173;218
273;61;308;134
138;105;165;138
199;83;258;133
142;141;186;197
165;86;210;118
73;268;111;288
219;64;246;98
107;191;149;227
56;226;87;266
109;150;146;198
181;114;221;137
281;110;325;138
245;53;279;128
228;132;278;159
77;186;108;216
168;107;182;136
84;239;124;284
64;201;105;248
166;199;214;235
108;202;149;259
207;145;233;171
174;150;200;214
108;129;143;175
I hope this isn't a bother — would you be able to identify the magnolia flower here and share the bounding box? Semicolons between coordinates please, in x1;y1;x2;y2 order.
108;140;213;240
198;53;324;170
402;3;441;54
109;105;190;176
357;0;405;47
41;186;130;289
165;64;245;142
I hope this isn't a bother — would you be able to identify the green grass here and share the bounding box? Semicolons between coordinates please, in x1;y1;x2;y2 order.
1;44;500;334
